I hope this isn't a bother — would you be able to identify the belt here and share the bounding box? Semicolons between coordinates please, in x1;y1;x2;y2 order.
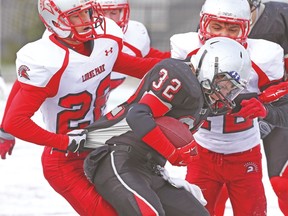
108;144;131;152
108;143;166;168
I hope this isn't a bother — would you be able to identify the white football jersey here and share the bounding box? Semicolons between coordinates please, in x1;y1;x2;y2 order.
123;20;151;57
170;32;284;154
110;20;151;81
16;18;123;134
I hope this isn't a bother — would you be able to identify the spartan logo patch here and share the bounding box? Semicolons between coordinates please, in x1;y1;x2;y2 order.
18;65;30;80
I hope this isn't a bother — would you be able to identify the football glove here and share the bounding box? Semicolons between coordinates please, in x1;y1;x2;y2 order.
67;129;88;153
232;98;267;119
259;81;288;103
167;140;198;166
0;128;15;159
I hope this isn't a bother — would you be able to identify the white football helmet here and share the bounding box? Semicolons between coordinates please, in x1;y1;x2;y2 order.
38;0;105;42
199;0;251;45
190;37;251;114
96;0;130;33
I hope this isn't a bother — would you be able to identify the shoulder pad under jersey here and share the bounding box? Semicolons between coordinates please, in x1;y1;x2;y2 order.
16;36;67;88
247;38;284;81
123;20;150;57
170;32;201;60
96;17;124;40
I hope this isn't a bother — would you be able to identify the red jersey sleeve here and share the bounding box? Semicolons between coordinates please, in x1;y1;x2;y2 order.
113;52;162;79
2;83;68;150
145;48;170;59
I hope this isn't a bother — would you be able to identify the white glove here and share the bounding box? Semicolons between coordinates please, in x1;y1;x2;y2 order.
67;129;88;153
159;166;207;206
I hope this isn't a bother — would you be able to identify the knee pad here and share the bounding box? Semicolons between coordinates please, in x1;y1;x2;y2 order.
270;176;288;201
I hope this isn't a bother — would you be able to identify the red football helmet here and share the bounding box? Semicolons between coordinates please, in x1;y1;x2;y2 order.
96;0;130;33
199;0;251;45
38;0;105;42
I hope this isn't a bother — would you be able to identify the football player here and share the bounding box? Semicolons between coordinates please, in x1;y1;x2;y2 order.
0;0;162;215
83;37;251;216
170;0;288;215
214;0;288;215
96;0;170;99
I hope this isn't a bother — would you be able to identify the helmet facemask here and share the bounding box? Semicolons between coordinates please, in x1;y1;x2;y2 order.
198;0;251;45
201;71;245;115
199;14;250;45
56;2;105;42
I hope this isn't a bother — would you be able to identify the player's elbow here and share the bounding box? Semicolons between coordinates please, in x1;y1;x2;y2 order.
2;117;15;136
126;103;154;137
2;114;22;137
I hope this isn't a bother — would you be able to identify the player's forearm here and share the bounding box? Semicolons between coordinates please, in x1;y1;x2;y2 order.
114;52;162;79
2;87;68;150
3;115;68;150
146;48;170;59
126;103;175;159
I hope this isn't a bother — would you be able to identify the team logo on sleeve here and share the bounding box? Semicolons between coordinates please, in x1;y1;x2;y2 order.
18;65;30;80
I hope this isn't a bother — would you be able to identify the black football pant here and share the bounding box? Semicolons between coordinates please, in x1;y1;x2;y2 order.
84;145;209;216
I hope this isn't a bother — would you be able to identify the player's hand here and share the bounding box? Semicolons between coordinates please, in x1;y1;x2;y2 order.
232;98;267;119
67;129;88;153
167;140;198;166
258;81;288;103
0;128;16;159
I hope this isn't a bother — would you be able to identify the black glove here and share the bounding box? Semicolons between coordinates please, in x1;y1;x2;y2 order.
67;129;88;153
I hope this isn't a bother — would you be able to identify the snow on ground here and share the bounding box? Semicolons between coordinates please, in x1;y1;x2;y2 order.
0;80;284;216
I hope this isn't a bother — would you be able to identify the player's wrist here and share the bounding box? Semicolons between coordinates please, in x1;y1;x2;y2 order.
167;149;177;163
0;128;15;140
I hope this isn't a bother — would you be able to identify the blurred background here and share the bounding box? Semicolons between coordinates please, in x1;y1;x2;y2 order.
0;1;287;215
0;0;205;81
2;0;287;82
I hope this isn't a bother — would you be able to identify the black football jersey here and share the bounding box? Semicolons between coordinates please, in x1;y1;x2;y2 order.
249;1;288;55
86;58;209;155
